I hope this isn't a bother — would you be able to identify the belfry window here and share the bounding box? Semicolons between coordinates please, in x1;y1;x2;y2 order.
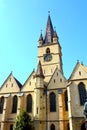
50;124;55;130
78;82;86;105
27;94;32;113
46;48;50;54
0;96;4;113
12;95;18;113
50;92;56;112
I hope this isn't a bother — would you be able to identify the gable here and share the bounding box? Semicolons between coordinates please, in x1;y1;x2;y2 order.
0;74;22;93
21;71;35;92
48;68;67;89
69;62;87;80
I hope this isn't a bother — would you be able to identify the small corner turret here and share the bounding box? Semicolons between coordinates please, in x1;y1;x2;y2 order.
53;29;58;43
38;32;43;46
35;60;44;79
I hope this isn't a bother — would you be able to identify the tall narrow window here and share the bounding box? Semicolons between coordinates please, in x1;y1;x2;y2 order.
0;96;4;113
50;92;56;112
67;123;70;130
12;95;18;113
37;107;38;114
50;124;55;130
78;82;86;105
27;94;32;113
64;90;68;111
10;124;13;130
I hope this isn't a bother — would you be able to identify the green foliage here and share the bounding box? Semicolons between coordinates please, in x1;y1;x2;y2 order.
13;110;32;130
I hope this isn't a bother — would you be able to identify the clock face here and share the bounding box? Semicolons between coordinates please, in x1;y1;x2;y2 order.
44;54;52;62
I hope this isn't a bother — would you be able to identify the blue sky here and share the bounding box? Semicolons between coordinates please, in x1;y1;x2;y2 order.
0;0;87;85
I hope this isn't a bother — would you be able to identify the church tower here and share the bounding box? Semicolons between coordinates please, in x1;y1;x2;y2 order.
38;14;63;82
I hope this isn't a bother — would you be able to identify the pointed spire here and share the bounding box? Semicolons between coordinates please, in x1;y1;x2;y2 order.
53;27;59;43
53;27;58;38
44;13;54;44
35;61;44;78
38;30;43;46
39;31;43;41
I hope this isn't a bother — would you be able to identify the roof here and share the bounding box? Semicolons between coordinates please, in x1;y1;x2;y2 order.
38;32;43;41
43;15;54;44
35;60;44;78
14;77;22;89
0;72;22;89
53;30;58;38
68;61;87;80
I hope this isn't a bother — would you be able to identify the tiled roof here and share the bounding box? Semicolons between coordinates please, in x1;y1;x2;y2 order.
43;15;54;44
39;32;43;41
35;61;44;78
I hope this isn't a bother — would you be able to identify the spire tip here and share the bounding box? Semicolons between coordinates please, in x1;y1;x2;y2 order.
48;11;50;15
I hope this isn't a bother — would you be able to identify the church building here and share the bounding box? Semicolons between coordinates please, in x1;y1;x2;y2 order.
0;14;87;130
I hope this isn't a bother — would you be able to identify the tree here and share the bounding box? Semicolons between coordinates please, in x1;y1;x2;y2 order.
13;110;32;130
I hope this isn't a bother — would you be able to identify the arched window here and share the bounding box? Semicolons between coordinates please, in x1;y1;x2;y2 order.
64;90;68;111
27;94;32;113
50;124;55;130
78;82;86;105
50;92;56;112
12;95;18;113
0;96;4;113
46;48;50;54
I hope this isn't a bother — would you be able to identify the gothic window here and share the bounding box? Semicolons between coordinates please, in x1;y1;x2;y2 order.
0;96;4;113
78;82;86;105
50;124;55;130
27;94;32;113
64;90;68;111
12;95;18;113
50;92;56;112
46;48;50;54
